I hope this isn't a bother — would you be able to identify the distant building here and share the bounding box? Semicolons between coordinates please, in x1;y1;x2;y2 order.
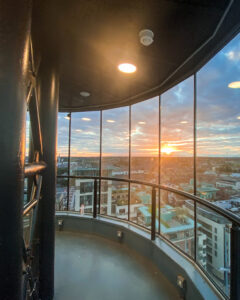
136;204;207;265
184;201;231;293
181;179;218;201
216;176;240;190
197;184;219;201
215;198;240;217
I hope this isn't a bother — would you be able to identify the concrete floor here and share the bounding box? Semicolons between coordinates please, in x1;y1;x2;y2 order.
55;231;181;300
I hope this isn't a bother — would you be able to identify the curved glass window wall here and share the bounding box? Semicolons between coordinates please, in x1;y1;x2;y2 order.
57;33;240;298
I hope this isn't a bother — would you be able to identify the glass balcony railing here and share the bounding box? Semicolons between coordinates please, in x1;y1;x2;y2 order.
56;174;240;299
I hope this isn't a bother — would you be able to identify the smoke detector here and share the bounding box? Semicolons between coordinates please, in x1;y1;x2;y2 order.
139;29;154;46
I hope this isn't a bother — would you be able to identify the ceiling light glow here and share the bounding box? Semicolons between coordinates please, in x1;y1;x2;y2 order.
237;116;240;120
180;121;188;124
228;81;240;88
118;63;136;74
106;120;115;123
138;121;146;125
81;117;91;121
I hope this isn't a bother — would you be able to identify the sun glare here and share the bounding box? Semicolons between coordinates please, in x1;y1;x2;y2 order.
161;146;175;155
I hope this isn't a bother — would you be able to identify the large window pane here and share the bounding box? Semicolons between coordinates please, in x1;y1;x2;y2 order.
56;177;68;211
194;203;230;297
70;111;100;176
131;97;159;183
57;112;70;176
100;180;128;219
161;77;194;192
161;192;195;258
196;33;240;210
69;112;100;214
69;178;95;214
102;107;129;178
130;184;153;229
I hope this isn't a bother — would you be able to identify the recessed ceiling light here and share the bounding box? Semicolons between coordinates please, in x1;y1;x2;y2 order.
138;121;146;125
80;91;90;97
180;121;188;124
106;120;115;123
81;117;91;121
118;63;136;74
237;116;240;120
228;81;240;88
76;129;83;132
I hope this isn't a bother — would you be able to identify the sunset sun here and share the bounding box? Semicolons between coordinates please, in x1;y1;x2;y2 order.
161;146;175;155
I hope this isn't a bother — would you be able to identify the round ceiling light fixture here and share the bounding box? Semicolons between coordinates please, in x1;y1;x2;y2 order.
80;91;91;97
228;81;240;88
118;63;137;74
139;29;154;46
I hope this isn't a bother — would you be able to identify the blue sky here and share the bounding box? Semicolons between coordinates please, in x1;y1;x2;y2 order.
55;32;240;158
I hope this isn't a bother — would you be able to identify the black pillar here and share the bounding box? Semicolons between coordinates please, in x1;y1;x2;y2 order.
37;59;59;300
231;224;240;300
0;1;31;299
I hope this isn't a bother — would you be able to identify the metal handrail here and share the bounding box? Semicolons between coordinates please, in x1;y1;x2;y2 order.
57;174;240;226
23;175;42;217
23;199;38;216
25;161;47;177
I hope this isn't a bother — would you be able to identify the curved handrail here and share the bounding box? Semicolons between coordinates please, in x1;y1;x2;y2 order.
57;174;240;225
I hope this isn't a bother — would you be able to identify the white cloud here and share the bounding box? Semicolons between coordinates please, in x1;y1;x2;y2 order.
225;50;240;61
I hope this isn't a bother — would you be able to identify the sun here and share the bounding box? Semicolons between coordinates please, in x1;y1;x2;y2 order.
161;146;174;155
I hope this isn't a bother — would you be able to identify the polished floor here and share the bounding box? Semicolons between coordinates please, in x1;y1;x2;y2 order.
55;231;181;300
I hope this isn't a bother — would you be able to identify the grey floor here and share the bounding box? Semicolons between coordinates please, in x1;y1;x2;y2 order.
55;231;181;300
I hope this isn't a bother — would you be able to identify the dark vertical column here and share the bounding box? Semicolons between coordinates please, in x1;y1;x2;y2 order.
0;1;31;299
38;59;59;300
230;224;240;300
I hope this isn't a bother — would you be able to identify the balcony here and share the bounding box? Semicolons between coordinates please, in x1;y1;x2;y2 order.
55;230;180;300
54;213;221;300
